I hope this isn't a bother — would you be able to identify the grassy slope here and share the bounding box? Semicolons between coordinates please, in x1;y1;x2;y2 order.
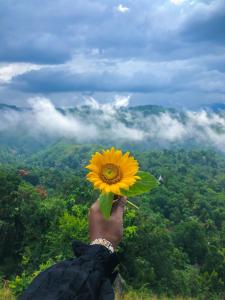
0;288;199;300
0;287;15;300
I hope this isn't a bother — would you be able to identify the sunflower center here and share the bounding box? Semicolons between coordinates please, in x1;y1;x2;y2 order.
100;163;122;184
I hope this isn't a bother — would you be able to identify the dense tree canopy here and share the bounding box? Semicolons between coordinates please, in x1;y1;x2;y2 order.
0;144;224;299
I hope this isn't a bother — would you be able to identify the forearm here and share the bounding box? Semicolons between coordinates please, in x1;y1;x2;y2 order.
20;241;118;300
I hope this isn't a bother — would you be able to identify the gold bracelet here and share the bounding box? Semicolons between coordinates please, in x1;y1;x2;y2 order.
90;238;114;253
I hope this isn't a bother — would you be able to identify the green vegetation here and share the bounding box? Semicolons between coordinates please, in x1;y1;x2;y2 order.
0;287;205;300
0;144;224;299
0;287;16;300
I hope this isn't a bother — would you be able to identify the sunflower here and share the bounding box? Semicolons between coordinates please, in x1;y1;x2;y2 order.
86;147;140;195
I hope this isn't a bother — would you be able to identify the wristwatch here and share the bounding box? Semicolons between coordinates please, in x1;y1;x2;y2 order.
90;238;114;253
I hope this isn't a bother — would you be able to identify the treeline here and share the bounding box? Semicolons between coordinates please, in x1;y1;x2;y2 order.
0;145;224;299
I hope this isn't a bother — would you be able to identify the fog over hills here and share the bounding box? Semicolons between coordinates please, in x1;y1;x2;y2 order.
0;96;225;153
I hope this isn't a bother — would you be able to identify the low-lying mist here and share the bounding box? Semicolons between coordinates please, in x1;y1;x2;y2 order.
0;96;225;152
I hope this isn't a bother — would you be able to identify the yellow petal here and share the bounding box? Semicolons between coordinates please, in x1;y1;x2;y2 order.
86;147;139;194
86;164;100;173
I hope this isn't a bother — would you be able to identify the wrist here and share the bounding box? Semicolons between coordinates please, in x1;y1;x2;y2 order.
90;238;115;253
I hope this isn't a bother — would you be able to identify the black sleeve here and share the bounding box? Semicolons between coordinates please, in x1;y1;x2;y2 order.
19;240;118;300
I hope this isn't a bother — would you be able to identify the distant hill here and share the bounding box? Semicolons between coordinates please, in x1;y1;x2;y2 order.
0;103;174;114
203;102;225;112
1;102;225;113
0;102;225;154
129;104;176;115
0;103;27;112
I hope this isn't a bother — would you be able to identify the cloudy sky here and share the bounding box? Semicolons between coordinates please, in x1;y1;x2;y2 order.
0;0;225;108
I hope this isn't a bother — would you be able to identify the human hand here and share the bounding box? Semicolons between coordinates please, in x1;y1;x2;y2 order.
89;196;127;249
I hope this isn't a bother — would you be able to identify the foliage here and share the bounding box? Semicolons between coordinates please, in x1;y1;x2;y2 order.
121;171;158;197
0;287;15;300
0;286;207;300
9;259;56;296
99;192;114;219
115;289;201;300
0;145;225;299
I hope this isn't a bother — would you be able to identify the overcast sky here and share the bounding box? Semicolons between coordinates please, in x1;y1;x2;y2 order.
0;0;225;108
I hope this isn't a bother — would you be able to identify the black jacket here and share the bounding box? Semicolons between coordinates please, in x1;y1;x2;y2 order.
20;241;118;300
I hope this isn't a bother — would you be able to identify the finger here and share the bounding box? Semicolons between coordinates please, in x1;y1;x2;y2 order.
111;194;120;213
111;196;127;219
111;197;125;213
89;199;102;217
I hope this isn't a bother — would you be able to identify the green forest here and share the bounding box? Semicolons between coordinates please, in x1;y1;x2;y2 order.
0;143;224;299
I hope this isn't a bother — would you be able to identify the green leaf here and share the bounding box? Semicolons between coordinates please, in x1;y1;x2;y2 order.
98;192;114;219
121;171;159;197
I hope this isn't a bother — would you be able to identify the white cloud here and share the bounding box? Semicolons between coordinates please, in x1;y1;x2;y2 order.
170;0;184;5
30;96;143;141
146;113;187;141
116;4;129;13
113;95;130;108
28;97;98;140
0;63;43;83
1;96;225;151
84;95;130;114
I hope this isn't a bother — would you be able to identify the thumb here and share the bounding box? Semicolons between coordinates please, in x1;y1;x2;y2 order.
111;196;127;219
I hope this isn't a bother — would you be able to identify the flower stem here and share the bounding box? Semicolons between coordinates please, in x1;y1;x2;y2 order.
126;200;139;209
